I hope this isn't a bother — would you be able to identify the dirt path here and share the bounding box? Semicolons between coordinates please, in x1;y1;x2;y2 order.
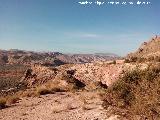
0;92;119;120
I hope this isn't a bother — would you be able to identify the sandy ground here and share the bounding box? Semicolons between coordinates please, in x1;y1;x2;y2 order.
0;92;119;120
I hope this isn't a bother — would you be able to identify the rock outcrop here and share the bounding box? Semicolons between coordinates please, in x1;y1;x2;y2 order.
70;61;149;88
22;65;57;86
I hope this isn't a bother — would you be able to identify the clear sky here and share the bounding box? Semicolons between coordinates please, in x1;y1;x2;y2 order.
0;0;159;56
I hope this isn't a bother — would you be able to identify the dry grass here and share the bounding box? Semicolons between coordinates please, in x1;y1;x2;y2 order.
18;81;66;97
0;98;7;109
36;82;66;96
82;105;95;110
52;108;64;113
6;95;20;105
102;63;160;119
66;104;78;110
0;95;21;109
20;89;38;97
36;86;53;95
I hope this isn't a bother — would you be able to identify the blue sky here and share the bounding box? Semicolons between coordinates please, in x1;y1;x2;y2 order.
0;0;159;56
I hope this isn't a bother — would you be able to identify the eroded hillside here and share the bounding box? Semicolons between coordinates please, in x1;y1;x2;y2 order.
127;35;160;62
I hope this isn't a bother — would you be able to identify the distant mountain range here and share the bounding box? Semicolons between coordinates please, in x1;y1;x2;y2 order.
0;49;120;66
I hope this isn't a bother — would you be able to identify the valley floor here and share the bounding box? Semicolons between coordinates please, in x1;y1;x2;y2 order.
0;92;118;120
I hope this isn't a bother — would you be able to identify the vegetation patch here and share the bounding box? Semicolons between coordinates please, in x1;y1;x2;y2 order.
6;95;20;105
0;98;7;109
0;64;29;92
102;63;160;119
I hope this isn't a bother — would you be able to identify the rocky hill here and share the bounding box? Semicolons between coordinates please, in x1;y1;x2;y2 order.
127;35;160;61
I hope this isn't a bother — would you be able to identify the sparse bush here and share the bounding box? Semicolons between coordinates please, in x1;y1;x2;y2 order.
0;64;29;92
124;59;130;63
52;108;64;113
137;57;146;63
102;64;160;119
82;105;94;110
20;90;38;97
0;98;7;109
61;71;86;90
148;56;155;61
36;82;66;96
125;57;146;63
154;56;160;62
126;56;160;63
36;86;53;95
18;81;66;97
67;104;77;110
112;60;116;64
96;81;108;89
122;69;142;84
6;96;20;105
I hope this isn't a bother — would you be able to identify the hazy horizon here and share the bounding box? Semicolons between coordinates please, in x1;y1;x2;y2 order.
0;0;159;56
